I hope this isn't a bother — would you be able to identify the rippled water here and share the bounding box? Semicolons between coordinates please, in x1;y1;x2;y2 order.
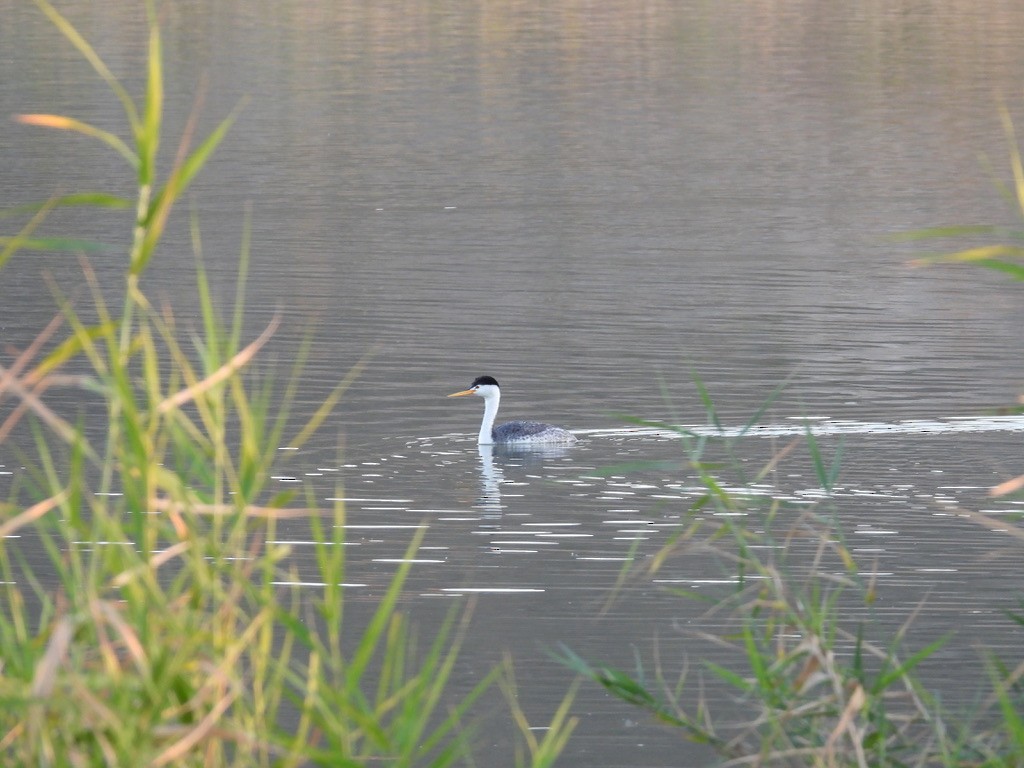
252;411;1024;763
5;1;1024;764
305;414;1024;606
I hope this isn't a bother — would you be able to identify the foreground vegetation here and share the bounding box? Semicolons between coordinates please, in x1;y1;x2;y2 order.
0;2;575;765
560;114;1024;765
6;2;1024;767
562;384;1024;766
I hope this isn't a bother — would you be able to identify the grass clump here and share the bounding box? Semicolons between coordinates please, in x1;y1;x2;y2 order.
562;381;1024;766
0;2;576;765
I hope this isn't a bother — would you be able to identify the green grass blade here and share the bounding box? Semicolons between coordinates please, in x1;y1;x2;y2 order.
909;243;1024;267
972;258;1024;281
346;527;426;685
691;371;723;433
288;353;370;451
32;0;140;133
889;224;998;241
229;204;252;353
0;237;112;254
0;193;132;218
553;644;655;705
805;427;841;492
137;21;162;185
35;322;117;378
741;624;771;688
157;101;246;211
999;103;1024;218
737;375;790;437
872;634;949;692
135;103;244;275
703;659;754;694
0;197;57;269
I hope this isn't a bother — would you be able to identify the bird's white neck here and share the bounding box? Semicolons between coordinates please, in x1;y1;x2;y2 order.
478;389;500;444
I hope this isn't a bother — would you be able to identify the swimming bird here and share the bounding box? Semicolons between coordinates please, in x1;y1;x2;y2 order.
447;375;577;445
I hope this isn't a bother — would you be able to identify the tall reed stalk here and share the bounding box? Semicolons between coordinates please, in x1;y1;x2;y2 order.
0;2;576;765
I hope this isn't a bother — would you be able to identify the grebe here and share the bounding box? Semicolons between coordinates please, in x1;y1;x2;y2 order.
447;375;577;445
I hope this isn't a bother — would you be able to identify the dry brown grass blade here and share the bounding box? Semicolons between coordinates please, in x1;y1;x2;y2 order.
94;599;149;674
0;491;67;538
156;314;280;415
722;745;833;766
825;683;867;768
151;608;272;766
149;690;237;767
0;722;25;753
990;473;1024;497
792;653;822;694
753;436;802;483
148;496;325;519
30;614;75;697
979;650;1024;715
0;374;91;446
0;312;64;399
110;541;190;589
0;362;95;458
0;312;72;442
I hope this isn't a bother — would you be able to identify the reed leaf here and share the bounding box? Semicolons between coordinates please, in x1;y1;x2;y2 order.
346;526;427;685
15;114;137;168
0;236;110;253
890;224;1000;241
288;351;370;450
156;315;280;415
909;243;1024;266
0;196;56;270
31;0;140;133
135;102;244;276
137;22;162;186
0;4;577;765
35;322;117;379
0;193;131;218
972;258;1024;281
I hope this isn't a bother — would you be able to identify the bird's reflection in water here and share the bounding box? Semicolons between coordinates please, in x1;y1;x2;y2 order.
475;445;504;516
474;443;576;516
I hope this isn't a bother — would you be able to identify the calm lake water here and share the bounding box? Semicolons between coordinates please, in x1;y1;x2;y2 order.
4;2;1024;764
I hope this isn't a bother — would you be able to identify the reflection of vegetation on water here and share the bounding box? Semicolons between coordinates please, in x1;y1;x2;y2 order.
0;3;576;765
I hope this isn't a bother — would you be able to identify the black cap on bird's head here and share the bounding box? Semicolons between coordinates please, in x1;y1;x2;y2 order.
470;375;499;388
448;375;501;399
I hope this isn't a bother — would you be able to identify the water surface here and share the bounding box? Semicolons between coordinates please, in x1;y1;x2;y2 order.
4;2;1024;764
